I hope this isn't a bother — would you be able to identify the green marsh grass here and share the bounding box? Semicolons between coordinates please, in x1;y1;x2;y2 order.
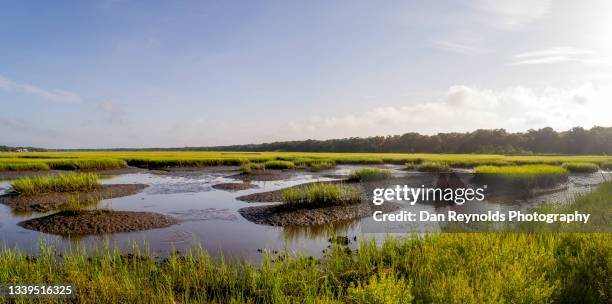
263;160;296;170
473;165;569;189
46;159;128;170
348;168;392;181
602;162;612;171
0;162;49;171
0;232;609;303
308;160;335;171
281;183;361;207
2;151;612;171
417;161;451;172
518;180;612;232
291;158;336;171
10;173;100;196
126;158;247;169
561;162;600;173
404;162;417;170
240;162;265;174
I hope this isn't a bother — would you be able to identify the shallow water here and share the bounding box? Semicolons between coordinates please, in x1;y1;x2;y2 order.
0;166;608;262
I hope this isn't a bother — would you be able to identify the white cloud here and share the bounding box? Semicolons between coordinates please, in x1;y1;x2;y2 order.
511;47;611;66
514;47;594;59
288;84;612;138
432;40;490;55
476;0;552;29
0;74;83;103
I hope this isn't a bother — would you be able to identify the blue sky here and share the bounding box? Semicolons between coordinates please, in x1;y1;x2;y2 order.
1;0;611;148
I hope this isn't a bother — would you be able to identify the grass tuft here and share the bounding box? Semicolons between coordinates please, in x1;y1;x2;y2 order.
561;162;599;173
263;160;296;170
474;165;568;189
47;159;127;170
417;161;451;172
10;173;100;196
0;162;50;171
281;183;361;207
240;162;265;174
349;168;392;181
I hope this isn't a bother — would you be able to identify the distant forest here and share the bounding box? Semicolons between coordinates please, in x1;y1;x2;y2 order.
0;145;46;152
193;127;612;155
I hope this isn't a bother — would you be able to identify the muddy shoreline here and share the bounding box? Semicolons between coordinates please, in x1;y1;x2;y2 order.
0;184;148;212
228;170;296;182
212;183;258;192
239;201;399;226
19;210;176;235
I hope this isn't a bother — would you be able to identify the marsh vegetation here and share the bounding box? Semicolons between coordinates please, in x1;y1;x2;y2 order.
281;183;361;207
417;161;451;172
10;173;100;195
0;232;608;303
561;162;600;173
348;168;392;181
473;165;569;190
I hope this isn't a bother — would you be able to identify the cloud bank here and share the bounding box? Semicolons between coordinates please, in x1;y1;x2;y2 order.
0;74;82;104
288;84;612;138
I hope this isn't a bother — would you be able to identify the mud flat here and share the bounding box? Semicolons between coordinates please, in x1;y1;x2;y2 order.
212;183;258;192
0;184;147;212
239;202;398;226
0;170;63;180
19;210;176;235
228;170;294;182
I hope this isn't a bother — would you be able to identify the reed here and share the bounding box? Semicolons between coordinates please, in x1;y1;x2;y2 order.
417;161;450;172
263;160;296;170
10;173;100;195
0;232;608;303
281;183;361;207
561;162;599;173
0;162;49;171
473;165;568;189
348;168;392;181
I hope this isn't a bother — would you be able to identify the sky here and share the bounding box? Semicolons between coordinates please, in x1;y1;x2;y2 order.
1;0;611;149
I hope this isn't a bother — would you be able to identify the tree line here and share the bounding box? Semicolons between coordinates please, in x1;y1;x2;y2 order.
194;127;612;155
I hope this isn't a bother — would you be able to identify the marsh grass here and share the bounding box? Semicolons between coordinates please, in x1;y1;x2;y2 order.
348;168;392;181
0;162;49;171
561;162;599;173
2;152;612;172
417;161;450;172
291;158;336;171
281;183;361;207
126;158;247;169
0;232;608;303
518;181;612;232
473;165;569;189
240;162;265;174
335;157;384;164
263;160;296;170
10;173;100;196
308;160;335;171
602;162;612;171
47;159;128;170
404;162;418;170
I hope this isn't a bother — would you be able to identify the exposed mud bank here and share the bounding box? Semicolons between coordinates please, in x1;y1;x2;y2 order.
212;183;258;192
19;210;176;235
228;170;294;182
0;184;147;212
238;202;399;226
